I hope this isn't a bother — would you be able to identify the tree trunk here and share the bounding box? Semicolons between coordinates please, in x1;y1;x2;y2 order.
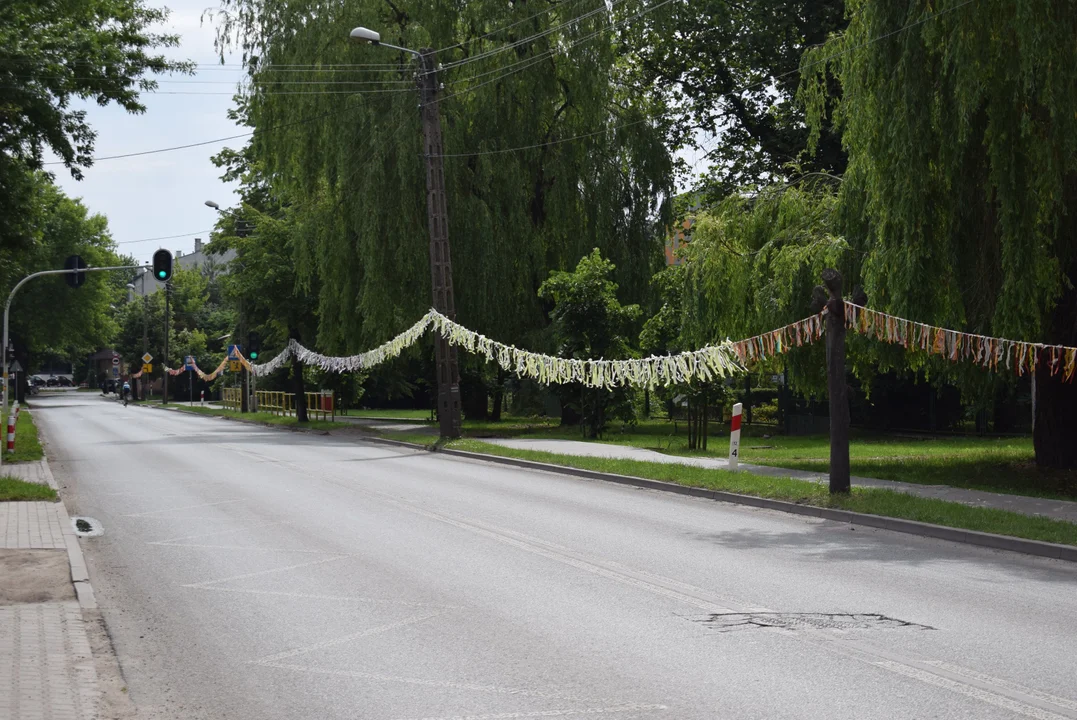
491;368;505;421
1034;265;1077;468
701;388;709;451
687;398;697;450
293;356;308;423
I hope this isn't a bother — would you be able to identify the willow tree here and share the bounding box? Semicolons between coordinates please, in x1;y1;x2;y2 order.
211;0;674;360
800;0;1077;467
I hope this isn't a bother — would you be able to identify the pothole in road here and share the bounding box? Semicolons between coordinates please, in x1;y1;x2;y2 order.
72;517;103;537
695;612;933;633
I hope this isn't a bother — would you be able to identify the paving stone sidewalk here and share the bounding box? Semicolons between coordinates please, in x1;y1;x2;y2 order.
484;438;1077;525
1;459;101;719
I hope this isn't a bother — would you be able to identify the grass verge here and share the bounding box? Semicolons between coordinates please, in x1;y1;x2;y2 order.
0;409;44;463
170;405;345;432
457;419;1074;500
419;438;1077;547
0;475;57;501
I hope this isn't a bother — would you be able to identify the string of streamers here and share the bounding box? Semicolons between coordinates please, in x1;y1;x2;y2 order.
250;310;744;388
134;302;1076;386
843;303;1077;383
146;353;253;381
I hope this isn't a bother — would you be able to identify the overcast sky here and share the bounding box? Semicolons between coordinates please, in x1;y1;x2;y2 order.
48;1;247;265
46;2;711;266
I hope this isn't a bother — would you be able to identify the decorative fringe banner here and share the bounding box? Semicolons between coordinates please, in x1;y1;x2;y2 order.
728;313;825;365
250;310;744;389
186;301;1076;389
150;353;252;382
843;303;1077;383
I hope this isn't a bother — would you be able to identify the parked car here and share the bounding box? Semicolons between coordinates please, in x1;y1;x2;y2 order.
46;377;59;387
57;376;73;387
31;376;46;387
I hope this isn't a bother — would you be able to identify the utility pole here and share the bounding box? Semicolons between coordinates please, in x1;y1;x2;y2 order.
162;281;170;405
812;269;850;494
142;293;148;400
419;48;462;438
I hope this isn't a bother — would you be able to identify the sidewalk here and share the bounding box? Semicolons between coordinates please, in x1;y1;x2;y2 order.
1;459;101;720
483;438;1077;525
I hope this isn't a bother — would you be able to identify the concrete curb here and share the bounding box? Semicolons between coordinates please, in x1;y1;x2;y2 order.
39;456;99;609
358;436;1077;564
146;407;1077;564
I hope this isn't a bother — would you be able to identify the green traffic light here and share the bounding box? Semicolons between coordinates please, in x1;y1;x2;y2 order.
157;270;166;279
249;352;258;360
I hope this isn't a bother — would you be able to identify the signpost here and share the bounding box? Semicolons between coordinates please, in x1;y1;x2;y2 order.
142;352;153;364
142;364;152;374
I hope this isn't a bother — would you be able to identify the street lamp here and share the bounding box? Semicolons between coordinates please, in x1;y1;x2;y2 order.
205;200;251;412
349;26;462;439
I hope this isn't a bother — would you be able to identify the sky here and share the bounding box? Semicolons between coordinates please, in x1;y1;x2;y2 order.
48;1;248;265
46;1;712;266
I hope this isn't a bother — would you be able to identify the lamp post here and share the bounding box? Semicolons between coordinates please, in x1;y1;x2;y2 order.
349;26;461;438
206;200;251;412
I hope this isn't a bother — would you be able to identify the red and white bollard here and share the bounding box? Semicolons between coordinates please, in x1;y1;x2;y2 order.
728;402;743;470
200;390;205;406
6;411;15;454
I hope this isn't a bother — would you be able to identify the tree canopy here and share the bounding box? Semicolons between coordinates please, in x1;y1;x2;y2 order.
211;0;675;353
0;0;189;250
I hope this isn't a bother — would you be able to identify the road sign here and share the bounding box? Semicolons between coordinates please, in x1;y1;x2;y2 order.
112;356;120;366
184;356;196;371
229;360;241;373
112;367;119;377
142;364;152;374
142;353;153;363
227;344;242;360
9;360;21;373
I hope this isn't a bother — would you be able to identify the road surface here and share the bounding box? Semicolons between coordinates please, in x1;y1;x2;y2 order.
33;393;1077;720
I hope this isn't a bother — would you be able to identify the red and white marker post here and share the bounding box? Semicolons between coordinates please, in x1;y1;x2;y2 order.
728;402;743;470
200;390;205;406
6;410;15;453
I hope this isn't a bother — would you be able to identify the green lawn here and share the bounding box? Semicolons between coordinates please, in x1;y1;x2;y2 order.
409;417;1072;500
173;405;346;432
0;475;57;501
439;439;1077;547
0;409;44;463
349;408;436;421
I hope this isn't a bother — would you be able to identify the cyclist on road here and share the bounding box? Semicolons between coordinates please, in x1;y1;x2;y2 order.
121;380;131;406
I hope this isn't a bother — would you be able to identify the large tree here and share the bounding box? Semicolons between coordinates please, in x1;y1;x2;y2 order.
211;0;674;356
3;175;128;370
625;0;847;193
799;0;1077;467
0;0;188;250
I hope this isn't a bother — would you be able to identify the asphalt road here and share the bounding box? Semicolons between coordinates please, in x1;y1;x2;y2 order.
33;392;1077;720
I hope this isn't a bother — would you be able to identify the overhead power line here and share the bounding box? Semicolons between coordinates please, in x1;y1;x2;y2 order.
115;230;213;245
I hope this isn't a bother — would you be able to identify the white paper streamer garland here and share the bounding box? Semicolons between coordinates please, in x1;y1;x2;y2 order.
249;309;744;388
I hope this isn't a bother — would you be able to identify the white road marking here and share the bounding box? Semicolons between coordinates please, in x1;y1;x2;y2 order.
250;611;447;664
191;586;453;608
922;661;1077;711
122;499;240;517
150;542;327;553
181;554;352;589
874;661;1074;720
256;663;615;703
386;704;668;720
148;520;292;545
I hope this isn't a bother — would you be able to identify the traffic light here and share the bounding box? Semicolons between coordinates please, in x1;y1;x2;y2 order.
247;332;261;361
152;249;173;282
63;255;87;288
